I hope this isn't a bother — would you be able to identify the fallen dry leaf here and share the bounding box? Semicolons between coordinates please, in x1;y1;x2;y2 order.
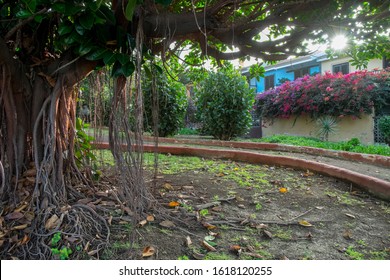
159;220;175;228
192;252;205;260
88;249;99;256
146;215;155;222
256;223;268;229
298;220;313;227
45;214;60;230
5;212;24;220
263;230;273;239
279;187;288;193
185;236;192;247
11;224;28;230
123;207;134;216
202;222;217;230
168;201;180;207
343;229;353;240
302;170;314;177
163;183;174;191
211;206;222;212
15;203;28;213
229;245;241;253
345;213;356;219
20;234;30;245
201;240;217;252
142;246;155;257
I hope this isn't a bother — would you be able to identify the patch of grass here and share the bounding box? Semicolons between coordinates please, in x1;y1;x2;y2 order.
204;252;232;260
325;190;363;206
272;226;293;241
144;154;213;175
379;203;390;214
357;239;367;247
255;203;263;211
247;135;390;156
369;250;389;260
345;246;364;260
176;128;199;136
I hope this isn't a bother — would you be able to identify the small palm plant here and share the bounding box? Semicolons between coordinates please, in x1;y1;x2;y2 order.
316;116;338;141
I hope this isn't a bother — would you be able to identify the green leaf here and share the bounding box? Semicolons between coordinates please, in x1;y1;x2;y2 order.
34;14;44;23
77;43;94;56
52;3;83;15
22;0;37;12
16;10;32;18
144;65;152;79
51;3;67;13
153;64;163;74
63;31;82;45
125;0;137;21
116;53;130;65
79;13;94;30
89;0;104;11
103;51;117;65
111;61;135;77
58;23;73;36
75;24;85;35
85;48;109;61
96;5;116;25
76;118;82;130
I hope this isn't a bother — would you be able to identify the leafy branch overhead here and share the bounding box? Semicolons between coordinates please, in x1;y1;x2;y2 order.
4;0;390;76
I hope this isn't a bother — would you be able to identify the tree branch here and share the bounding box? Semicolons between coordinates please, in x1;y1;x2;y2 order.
5;8;48;40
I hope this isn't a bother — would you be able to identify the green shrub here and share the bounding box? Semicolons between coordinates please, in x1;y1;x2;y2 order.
143;72;188;137
196;67;255;140
378;116;390;144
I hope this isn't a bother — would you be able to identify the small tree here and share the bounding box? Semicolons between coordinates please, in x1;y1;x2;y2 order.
196;67;255;140
143;72;188;137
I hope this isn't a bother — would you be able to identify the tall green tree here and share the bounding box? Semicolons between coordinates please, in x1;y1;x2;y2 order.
0;0;389;259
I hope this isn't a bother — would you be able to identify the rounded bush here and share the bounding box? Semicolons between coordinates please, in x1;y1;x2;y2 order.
143;73;188;137
196;68;255;140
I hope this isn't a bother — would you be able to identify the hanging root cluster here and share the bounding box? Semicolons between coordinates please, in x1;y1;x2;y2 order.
0;51;110;259
108;20;155;224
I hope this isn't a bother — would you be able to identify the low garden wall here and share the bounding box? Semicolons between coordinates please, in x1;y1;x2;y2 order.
261;114;375;144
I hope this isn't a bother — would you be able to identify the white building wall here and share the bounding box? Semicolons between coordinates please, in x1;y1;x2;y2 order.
321;57;383;74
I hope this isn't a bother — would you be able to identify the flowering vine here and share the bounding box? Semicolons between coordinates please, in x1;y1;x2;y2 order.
255;70;390;123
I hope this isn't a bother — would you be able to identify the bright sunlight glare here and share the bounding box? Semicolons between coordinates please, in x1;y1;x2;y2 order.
331;34;348;50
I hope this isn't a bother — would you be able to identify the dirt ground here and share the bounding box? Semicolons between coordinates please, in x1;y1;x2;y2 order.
102;156;390;260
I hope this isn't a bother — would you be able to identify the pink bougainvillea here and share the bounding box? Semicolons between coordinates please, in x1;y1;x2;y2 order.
255;70;390;122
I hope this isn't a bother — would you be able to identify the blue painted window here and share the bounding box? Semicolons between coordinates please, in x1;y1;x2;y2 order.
264;75;275;90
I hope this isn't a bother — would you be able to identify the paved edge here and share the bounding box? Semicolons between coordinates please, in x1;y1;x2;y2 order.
142;136;390;168
94;143;390;201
